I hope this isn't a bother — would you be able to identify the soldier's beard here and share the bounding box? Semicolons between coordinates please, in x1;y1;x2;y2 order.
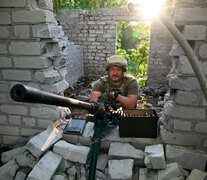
109;75;124;83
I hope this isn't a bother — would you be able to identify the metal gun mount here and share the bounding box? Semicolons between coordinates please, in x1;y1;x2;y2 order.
10;84;119;180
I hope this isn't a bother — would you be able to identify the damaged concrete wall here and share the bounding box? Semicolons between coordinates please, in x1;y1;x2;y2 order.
0;0;83;146
159;0;207;148
147;20;174;85
56;8;173;84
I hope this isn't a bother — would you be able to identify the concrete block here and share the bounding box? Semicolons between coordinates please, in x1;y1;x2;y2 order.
35;68;61;83
175;7;207;24
52;175;67;180
0;159;19;180
144;144;165;169
164;102;206;120
0;12;11;25
166;144;207;171
199;44;207;59
53;140;90;164
27;151;62;180
16;150;37;168
30;106;65;119
183;25;206;40
186;169;207;180
108;159;134;180
169;41;185;57
0;115;7;124
174;89;199;105
26;125;62;157
22;117;36;127
1;146;27;164
2;69;32;81
52;80;69;93
96;153;108;171
168;76;191;90
12;10;56;23
195;122;207;134
139;168;158;180
21;128;42;137
37;0;53;11
0;44;7;54
160;127;202;147
14;25;29;39
9;42;41;55
14;170;27;180
1;104;27;115
2;136;28;146
108;142;144;165
158;162;183;180
0;57;12;67
78;121;94;146
173;119;191;131
0;26;10;38
14;56;52;69
0;0;26;7
34;25;64;38
37;119;53;129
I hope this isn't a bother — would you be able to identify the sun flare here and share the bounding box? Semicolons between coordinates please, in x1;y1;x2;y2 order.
128;0;166;19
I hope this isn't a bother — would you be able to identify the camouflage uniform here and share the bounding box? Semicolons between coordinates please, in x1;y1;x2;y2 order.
91;75;139;108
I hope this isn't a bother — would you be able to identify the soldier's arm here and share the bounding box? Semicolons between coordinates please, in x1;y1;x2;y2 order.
89;91;102;102
116;94;138;109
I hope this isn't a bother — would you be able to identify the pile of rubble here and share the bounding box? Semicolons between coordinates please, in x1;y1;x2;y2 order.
0;119;207;180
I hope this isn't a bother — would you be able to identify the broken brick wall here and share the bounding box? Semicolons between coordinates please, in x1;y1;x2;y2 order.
56;8;173;85
159;0;207;148
0;0;84;146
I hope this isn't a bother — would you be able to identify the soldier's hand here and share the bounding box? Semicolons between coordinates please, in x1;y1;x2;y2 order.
109;90;120;100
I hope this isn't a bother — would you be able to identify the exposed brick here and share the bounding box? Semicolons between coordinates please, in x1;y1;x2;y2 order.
0;0;26;7
183;25;206;40
0;26;10;38
37;119;53;129
2;69;32;81
160;127;202;147
0;115;7;124
174;90;199;105
0;44;8;54
21;128;42;136
2;135;28;145
0;57;12;68
9;42;41;55
165;104;206;120
199;44;207;59
175;7;207;24
22;117;36;127
0;126;19;135
8;115;21;125
195;122;207;134
0;12;11;25
12;10;56;23
173;119;191;131
1;104;27;115
14;25;30;39
13;56;52;69
30;106;62;119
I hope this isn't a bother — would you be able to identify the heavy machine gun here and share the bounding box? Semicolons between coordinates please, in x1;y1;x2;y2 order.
10;84;119;180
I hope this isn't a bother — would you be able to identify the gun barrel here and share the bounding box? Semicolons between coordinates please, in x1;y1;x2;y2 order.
10;84;98;113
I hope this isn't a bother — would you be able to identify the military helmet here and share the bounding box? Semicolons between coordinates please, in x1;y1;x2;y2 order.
105;55;127;72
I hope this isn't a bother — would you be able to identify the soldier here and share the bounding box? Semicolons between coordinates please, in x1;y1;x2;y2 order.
89;55;139;109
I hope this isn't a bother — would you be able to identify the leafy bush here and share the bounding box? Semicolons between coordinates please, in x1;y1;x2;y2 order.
117;21;151;88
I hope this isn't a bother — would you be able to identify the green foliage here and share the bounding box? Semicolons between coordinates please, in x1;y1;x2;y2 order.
117;21;151;88
52;0;127;13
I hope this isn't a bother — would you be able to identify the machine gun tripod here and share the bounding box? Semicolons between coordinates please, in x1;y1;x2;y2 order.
10;84;120;180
